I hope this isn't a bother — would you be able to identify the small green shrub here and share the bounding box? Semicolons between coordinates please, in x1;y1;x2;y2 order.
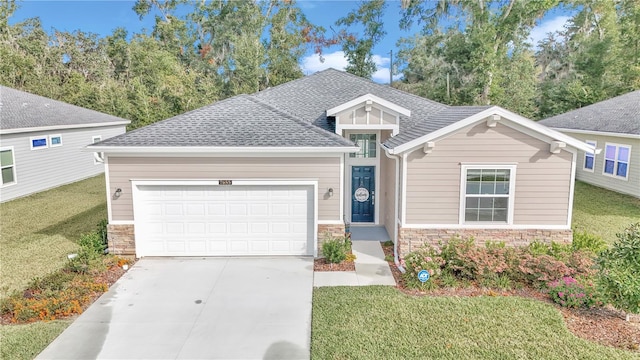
322;238;348;264
97;219;108;249
382;240;394;247
597;223;640;314
78;232;106;255
572;231;607;254
481;274;512;290
547;276;602;309
384;254;393;262
527;241;550;256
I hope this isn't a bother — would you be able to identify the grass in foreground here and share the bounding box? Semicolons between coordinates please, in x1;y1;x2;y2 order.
0;175;107;298
0;321;71;360
572;181;640;244
312;286;637;360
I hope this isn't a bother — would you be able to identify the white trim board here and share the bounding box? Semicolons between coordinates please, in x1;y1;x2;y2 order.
550;128;640;140
87;146;358;154
401;224;571;230
1;120;130;135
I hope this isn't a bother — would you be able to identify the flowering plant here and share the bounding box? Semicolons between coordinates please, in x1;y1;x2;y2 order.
547;276;602;308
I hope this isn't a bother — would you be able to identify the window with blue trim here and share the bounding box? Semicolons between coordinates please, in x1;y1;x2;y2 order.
584;141;596;171
30;137;47;149
603;143;631;179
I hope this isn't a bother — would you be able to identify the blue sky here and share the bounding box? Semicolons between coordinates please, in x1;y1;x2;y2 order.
10;1;571;83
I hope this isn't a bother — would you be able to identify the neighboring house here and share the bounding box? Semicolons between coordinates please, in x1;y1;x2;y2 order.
90;69;594;259
0;86;130;202
539;91;640;198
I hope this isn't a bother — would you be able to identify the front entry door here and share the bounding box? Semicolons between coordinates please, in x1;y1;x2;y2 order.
351;166;375;222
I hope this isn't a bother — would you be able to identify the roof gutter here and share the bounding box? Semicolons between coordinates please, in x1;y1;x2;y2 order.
1;120;131;135
85;145;359;154
381;142;405;274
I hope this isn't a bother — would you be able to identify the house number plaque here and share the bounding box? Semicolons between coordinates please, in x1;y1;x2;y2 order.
354;187;370;202
218;180;233;185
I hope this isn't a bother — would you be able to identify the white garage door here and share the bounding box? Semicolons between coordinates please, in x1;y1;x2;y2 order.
134;184;314;257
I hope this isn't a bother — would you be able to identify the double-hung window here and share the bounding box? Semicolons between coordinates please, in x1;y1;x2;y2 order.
583;141;596;172
1;147;16;186
603;143;631;179
461;165;516;224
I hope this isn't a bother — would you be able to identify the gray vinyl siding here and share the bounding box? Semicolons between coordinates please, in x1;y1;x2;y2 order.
405;122;573;225
0;124;126;202
558;131;639;198
107;156;341;222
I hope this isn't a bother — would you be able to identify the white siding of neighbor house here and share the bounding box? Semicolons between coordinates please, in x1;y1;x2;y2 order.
559;131;639;198
107;156;342;222
404;122;573;225
0;124;126;202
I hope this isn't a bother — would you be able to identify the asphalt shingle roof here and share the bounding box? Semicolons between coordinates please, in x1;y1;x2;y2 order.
538;91;640;135
98;95;355;147
1;86;130;131
96;69;459;149
385;106;492;148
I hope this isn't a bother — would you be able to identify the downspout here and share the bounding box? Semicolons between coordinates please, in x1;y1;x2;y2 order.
382;143;405;273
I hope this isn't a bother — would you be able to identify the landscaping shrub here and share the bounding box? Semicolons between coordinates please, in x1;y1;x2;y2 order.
597;223;640;315
401;237;598;293
322;235;350;264
402;246;445;290
547;276;602;309
572;231;607;254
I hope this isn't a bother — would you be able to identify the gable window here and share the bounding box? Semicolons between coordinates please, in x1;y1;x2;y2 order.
30;136;48;150
1;147;16;186
584;140;596;172
603;143;631;179
92;136;103;164
349;134;377;158
461;165;516;224
50;135;62;147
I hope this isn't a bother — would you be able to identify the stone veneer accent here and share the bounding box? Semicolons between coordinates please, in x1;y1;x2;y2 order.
398;227;573;257
107;224;136;255
317;223;346;252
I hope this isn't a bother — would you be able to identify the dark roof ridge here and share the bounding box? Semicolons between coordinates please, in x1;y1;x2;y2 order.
245;95;354;146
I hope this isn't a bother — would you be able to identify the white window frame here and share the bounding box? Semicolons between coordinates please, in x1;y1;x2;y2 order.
92;136;103;164
30;136;48;150
583;140;596;172
602;142;631;180
49;134;63;147
459;164;517;225
0;146;17;187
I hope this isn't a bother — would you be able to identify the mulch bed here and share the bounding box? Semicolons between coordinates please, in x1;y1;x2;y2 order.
380;244;640;353
313;257;355;271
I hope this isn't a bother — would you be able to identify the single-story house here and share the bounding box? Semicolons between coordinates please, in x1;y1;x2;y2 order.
89;69;594;259
0;86;130;202
539;90;639;198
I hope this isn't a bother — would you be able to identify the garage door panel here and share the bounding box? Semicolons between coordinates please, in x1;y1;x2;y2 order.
135;185;314;256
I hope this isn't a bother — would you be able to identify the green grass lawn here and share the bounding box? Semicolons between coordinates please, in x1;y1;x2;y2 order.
572;181;640;244
312;286;638;360
0;175;107;298
0;321;71;360
0;175;107;360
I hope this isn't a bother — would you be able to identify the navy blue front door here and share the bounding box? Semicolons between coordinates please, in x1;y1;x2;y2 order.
351;166;375;222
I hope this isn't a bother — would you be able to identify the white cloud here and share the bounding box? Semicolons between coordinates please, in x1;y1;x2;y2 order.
529;16;570;48
301;50;401;84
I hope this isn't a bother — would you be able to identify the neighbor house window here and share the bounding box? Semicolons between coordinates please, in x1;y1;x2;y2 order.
30;136;48;150
461;165;516;224
50;134;62;147
349;134;376;158
1;147;16;186
583;140;596;172
92;136;103;164
603;143;631;179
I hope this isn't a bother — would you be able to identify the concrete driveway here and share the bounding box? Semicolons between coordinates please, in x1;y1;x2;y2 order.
37;257;314;360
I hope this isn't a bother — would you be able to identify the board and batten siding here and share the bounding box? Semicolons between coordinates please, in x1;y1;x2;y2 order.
107;156;341;222
561;131;639;198
404;122;573;225
0;124;125;202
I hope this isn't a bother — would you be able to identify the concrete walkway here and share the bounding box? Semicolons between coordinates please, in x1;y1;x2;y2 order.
314;240;396;287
